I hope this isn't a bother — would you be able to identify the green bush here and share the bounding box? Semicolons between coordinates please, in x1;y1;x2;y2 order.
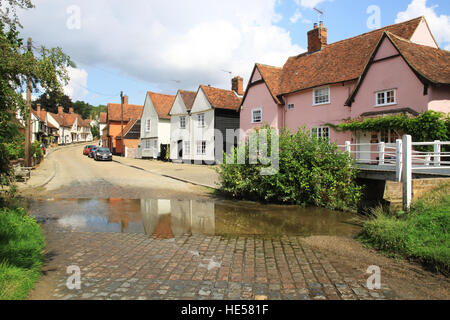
359;184;450;274
31;141;43;162
218;127;362;211
0;208;45;299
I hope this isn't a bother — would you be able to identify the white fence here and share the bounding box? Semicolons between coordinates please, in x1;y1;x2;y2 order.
339;136;450;211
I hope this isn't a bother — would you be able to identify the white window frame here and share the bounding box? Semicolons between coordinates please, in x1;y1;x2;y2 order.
145;139;151;149
145;119;151;132
197;113;205;128
375;89;397;107
251;108;263;124
287;104;295;111
313;86;330;106
180;116;186;129
184;141;190;156
196;141;206;155
311;126;330;139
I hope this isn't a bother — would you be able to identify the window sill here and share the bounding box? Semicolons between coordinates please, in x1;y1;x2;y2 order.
375;103;397;107
313;102;331;107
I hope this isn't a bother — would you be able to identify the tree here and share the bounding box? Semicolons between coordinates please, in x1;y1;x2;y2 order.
33;92;73;114
1;1;74;187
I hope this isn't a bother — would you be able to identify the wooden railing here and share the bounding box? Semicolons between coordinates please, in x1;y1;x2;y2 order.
339;136;450;211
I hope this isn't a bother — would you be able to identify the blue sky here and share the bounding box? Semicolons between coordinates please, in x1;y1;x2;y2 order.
16;0;450;107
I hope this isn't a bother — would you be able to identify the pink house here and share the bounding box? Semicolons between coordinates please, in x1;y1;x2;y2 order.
240;17;450;153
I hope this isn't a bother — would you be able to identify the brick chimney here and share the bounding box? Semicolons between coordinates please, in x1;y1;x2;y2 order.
123;95;129;105
308;21;327;53
58;106;63;115
232;76;244;96
36;104;41;113
69;107;74;113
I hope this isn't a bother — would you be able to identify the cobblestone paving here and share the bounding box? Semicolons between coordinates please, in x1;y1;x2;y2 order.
38;225;395;300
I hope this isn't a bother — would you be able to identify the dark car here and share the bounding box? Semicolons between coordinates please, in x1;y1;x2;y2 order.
88;146;98;158
83;145;94;156
94;148;113;161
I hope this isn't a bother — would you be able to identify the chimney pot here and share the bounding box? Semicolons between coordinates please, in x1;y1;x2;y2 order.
308;23;327;53
69;107;74;114
58;106;63;115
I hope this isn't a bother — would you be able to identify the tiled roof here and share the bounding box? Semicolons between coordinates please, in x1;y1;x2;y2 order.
387;32;450;85
48;112;72;127
179;90;197;111
148;92;176;120
99;112;107;124
118;118;138;137
256;64;283;104
107;103;144;122
278;17;423;96
200;85;242;111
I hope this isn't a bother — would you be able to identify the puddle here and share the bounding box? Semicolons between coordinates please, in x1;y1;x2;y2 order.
29;198;362;238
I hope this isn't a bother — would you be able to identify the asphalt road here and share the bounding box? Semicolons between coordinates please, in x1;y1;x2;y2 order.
35;145;210;200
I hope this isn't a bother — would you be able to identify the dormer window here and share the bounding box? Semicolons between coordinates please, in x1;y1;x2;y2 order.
376;89;396;106
313;87;330;106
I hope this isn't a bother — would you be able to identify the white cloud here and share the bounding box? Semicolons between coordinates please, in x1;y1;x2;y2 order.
63;67;88;101
18;0;303;92
396;0;450;46
295;0;331;9
290;9;312;24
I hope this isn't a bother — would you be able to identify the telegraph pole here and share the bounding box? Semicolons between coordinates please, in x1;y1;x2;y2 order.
120;91;124;157
24;38;32;167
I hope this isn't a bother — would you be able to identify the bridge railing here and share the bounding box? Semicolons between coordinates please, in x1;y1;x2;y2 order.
338;136;450;211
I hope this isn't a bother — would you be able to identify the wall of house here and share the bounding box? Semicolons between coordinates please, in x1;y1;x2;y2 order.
283;83;353;145
409;19;438;48
191;109;215;163
428;86;450;114
170;115;191;161
215;109;240;159
351;39;443;118
109;121;127;149
240;81;282;138
158;119;171;145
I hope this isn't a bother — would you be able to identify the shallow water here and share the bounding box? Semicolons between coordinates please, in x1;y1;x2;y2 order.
29;198;362;239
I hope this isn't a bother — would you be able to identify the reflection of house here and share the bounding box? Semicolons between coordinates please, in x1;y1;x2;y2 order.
140;199;215;237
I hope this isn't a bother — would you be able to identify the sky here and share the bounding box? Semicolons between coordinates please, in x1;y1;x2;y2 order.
13;0;450;107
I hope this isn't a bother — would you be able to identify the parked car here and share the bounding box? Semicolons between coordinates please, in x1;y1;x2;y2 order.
83;145;94;156
88;146;98;158
94;148;113;161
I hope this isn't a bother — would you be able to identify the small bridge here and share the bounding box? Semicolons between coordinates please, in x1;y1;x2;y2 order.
339;136;450;211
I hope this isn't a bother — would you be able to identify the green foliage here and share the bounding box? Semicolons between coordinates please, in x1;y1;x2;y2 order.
31;141;43;162
33;92;73;114
335;111;449;151
218;127;362;211
359;184;450;274
0;2;73;187
0;207;44;299
91;124;100;139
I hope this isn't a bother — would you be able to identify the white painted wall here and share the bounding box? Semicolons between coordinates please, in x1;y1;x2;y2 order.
191;89;215;163
169;92;191;161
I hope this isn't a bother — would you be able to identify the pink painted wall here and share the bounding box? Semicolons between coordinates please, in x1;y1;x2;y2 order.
410;19;438;48
240;81;282;138
429;86;450;113
283;83;354;145
351;38;450;117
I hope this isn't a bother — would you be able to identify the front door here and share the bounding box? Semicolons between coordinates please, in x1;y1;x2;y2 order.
177;140;183;159
356;132;372;164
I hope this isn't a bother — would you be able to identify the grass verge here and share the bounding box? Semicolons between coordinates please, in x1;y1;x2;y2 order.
358;183;450;275
0;207;44;300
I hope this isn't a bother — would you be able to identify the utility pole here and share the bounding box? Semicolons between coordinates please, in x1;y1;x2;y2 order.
25;38;32;168
120;91;124;157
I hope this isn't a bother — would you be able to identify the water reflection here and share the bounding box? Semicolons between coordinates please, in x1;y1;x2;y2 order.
29;198;361;238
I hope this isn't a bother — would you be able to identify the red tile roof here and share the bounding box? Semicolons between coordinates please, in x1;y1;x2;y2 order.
200;85;242;111
387;32;450;85
278;17;423;96
179;90;197;111
147;92;176;120
99;112;107;124
107;103;144;122
256;64;283;104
